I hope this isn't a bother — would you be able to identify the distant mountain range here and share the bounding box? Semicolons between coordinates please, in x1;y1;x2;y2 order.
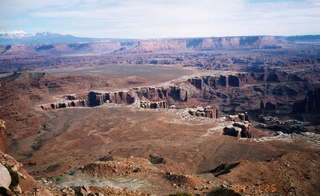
0;31;109;45
0;31;320;46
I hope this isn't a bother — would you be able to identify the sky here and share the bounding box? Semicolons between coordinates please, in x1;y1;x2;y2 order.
0;0;319;38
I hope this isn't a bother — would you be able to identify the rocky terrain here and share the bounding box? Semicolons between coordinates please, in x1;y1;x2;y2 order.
41;70;313;116
293;88;320;114
1;36;320;195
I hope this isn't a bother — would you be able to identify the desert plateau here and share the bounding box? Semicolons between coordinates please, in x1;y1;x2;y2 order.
1;0;320;195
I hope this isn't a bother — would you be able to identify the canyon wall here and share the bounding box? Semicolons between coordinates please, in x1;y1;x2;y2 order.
1;41;122;56
134;40;187;52
293;88;320;114
42;71;308;115
87;91;136;106
122;36;285;53
1;36;287;56
186;36;285;50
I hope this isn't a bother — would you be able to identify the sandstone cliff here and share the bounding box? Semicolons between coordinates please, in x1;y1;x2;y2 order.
43;71;307;116
1;36;287;56
121;36;285;53
293;88;320;114
187;36;285;50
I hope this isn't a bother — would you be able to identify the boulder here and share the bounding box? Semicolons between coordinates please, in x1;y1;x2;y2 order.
0;163;11;190
149;154;166;164
209;162;240;177
223;120;252;138
223;126;241;137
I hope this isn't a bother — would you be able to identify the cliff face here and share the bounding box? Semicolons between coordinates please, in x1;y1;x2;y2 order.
293;88;320;114
42;71;307;115
134;40;187;52
188;106;219;119
187;71;296;90
186;36;285;50
1;41;121;56
124;36;285;53
136;86;188;102
84;86;188;108
1;36;287;56
88;91;136;106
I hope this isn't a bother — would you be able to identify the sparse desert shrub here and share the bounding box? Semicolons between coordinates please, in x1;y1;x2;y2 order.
31;142;42;151
8;167;19;189
46;164;60;172
207;188;241;196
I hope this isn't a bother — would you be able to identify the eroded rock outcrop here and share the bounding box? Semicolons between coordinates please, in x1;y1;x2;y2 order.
136;86;188;102
188;106;219;119
187;36;285;50
293;88;320;114
41;91;136;109
188;72;296;90
260;101;277;111
0;152;53;195
125;36;285;53
258;116;308;133
42;71;306;116
223;113;252;138
87;91;136;106
0;163;11;190
223;122;252;138
41;99;86;110
140;101;168;109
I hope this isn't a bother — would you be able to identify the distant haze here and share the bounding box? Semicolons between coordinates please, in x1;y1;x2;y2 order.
0;0;320;38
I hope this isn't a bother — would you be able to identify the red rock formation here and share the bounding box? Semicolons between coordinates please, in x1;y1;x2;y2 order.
135;86;188;103
135;40;187;52
293;88;320;114
140;101;168;109
89;91;136;105
43;71;306;115
0;36;286;57
0;152;53;195
188;106;219;119
187;36;285;50
223;121;252;138
41;99;86;110
87;91;105;107
105;91;132;104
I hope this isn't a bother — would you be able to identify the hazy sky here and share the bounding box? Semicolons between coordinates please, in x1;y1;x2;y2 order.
0;0;319;38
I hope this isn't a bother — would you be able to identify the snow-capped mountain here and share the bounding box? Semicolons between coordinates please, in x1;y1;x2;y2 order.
0;31;32;39
0;31;104;45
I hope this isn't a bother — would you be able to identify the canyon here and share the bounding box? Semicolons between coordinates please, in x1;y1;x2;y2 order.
0;36;320;196
41;71;312;116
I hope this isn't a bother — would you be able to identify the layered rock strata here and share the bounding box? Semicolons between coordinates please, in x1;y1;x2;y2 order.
223;121;252;138
41;71;307;118
188;106;219;119
293;88;320;114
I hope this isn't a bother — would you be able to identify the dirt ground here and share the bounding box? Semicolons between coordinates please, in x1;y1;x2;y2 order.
2;64;320;195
